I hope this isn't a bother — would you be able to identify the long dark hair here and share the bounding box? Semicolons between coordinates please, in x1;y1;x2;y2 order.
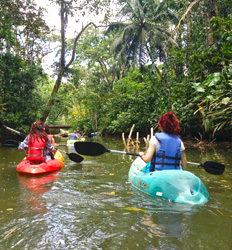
28;121;48;144
44;124;50;134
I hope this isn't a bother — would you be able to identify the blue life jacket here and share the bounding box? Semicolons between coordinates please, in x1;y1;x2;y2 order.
70;133;76;140
150;132;181;171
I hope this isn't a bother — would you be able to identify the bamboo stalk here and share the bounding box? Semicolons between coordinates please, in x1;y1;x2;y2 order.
150;127;154;138
127;124;135;147
122;132;127;147
128;124;135;140
135;132;140;148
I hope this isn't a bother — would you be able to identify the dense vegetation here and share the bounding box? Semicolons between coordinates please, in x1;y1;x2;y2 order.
0;0;231;141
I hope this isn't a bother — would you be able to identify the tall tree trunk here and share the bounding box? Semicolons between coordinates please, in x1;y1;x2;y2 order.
206;0;218;46
40;0;97;122
40;0;66;122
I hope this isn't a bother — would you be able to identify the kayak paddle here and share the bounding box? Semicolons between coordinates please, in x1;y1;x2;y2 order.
74;141;225;175
57;149;84;163
74;141;139;156
0;121;83;163
0;121;26;137
187;161;225;175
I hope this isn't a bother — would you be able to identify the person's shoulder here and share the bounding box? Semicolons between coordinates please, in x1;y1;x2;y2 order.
150;135;159;143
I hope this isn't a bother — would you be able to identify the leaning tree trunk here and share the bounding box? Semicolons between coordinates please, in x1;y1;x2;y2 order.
40;0;97;122
40;69;64;122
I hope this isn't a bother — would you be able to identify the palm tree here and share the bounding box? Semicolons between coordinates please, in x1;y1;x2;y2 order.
106;0;178;72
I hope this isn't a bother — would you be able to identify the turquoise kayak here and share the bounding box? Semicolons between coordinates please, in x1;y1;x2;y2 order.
128;157;210;204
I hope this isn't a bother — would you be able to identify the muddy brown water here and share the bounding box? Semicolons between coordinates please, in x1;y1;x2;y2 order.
0;137;231;249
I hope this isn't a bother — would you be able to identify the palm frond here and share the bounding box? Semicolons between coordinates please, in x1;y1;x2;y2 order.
105;22;130;34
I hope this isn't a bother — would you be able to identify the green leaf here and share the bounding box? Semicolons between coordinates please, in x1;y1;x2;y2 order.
196;87;205;92
221;97;230;105
212;56;218;64
203;73;221;87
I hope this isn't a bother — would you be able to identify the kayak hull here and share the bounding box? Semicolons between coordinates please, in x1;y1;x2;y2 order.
67;138;85;145
17;150;64;175
128;157;210;204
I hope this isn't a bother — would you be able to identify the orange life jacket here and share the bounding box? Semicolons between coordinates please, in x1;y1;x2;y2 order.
26;136;46;161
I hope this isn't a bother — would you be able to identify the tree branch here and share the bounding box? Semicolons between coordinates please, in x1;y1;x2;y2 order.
65;22;108;69
65;22;97;69
172;0;202;37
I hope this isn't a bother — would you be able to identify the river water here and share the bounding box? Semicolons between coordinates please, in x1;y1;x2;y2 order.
0;136;231;250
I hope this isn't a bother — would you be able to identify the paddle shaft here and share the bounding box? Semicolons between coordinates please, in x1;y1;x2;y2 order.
109;149;139;156
3;125;26;137
187;161;200;166
57;148;67;155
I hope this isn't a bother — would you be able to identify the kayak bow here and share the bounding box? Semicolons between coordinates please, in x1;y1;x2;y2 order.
129;157;210;204
17;150;65;175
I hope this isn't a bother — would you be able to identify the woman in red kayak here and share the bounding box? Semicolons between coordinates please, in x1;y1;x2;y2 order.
139;112;187;172
18;121;56;163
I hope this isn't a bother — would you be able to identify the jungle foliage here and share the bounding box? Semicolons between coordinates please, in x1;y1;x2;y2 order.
0;0;231;140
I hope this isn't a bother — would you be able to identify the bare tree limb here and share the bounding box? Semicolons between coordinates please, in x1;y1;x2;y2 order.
65;22;97;69
172;0;202;37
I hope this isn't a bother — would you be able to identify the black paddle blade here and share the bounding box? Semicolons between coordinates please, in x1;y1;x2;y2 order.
68;153;84;163
74;141;109;156
201;161;225;175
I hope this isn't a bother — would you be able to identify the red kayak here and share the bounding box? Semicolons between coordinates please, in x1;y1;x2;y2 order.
17;150;64;175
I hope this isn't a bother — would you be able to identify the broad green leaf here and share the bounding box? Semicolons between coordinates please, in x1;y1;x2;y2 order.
196;87;205;92
203;73;221;87
221;97;230;105
212;56;218;64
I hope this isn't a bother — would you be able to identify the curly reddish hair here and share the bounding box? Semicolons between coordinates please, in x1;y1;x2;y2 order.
158;112;181;135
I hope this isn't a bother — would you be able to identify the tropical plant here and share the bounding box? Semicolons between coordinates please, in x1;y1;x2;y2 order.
106;0;178;70
192;67;232;137
0;53;46;132
0;0;51;65
100;68;169;134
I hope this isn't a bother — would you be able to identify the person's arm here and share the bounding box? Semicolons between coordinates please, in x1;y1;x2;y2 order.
18;136;28;151
46;140;56;153
181;150;187;168
139;143;156;163
51;136;56;147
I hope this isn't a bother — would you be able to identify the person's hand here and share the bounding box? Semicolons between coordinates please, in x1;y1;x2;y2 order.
139;152;145;158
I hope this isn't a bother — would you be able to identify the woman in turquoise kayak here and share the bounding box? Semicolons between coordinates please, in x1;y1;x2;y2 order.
18;121;56;163
139;112;187;172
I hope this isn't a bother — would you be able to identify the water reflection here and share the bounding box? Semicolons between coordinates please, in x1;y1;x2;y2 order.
0;139;231;250
18;172;59;213
141;212;187;250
